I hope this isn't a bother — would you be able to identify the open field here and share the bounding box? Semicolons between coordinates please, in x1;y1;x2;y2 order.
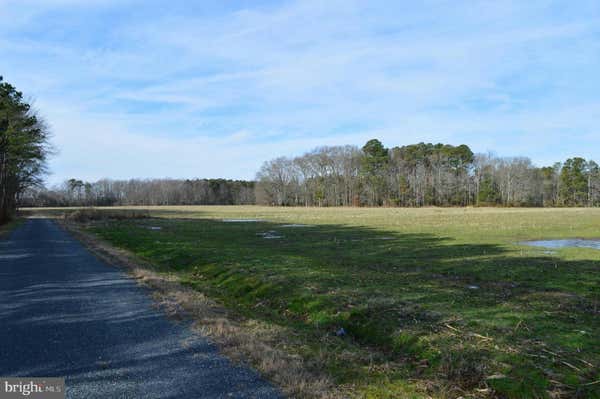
26;206;600;398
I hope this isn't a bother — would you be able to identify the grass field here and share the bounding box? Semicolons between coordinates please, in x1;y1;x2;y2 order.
34;206;600;398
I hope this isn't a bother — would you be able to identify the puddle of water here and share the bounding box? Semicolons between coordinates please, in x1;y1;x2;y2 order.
148;226;162;230
257;231;284;239
521;239;600;250
222;219;262;223
280;224;311;228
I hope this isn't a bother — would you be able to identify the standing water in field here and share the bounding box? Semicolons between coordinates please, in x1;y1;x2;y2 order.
521;239;600;250
222;219;262;223
257;231;283;239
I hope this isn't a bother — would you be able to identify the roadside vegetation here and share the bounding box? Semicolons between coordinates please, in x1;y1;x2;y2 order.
0;217;22;237
48;206;600;398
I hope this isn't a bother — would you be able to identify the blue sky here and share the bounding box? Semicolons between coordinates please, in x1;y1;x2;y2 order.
2;0;600;185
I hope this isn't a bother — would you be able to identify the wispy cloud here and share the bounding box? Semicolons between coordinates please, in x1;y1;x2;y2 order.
2;0;600;184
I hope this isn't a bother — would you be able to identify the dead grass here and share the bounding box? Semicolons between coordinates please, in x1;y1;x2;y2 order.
60;220;343;399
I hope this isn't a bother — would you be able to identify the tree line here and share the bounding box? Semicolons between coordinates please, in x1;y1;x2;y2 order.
21;178;255;207
256;139;600;207
0;77;50;223
22;139;600;209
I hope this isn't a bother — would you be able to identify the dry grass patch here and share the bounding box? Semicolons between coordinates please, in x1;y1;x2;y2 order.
64;208;150;222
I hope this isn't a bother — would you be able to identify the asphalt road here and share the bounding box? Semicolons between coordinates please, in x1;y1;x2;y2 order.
0;218;282;398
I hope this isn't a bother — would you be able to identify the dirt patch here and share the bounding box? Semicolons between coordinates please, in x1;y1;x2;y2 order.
59;221;342;399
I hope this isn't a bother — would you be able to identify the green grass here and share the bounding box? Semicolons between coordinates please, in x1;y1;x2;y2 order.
0;218;23;238
55;206;600;398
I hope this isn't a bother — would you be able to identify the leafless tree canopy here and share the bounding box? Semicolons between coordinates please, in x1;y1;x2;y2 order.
21;178;255;207
255;140;600;207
